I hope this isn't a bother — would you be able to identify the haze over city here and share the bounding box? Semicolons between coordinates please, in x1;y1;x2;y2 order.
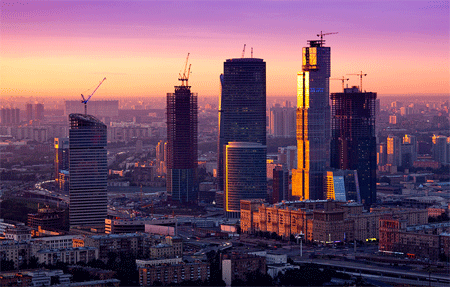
1;1;450;287
1;0;449;98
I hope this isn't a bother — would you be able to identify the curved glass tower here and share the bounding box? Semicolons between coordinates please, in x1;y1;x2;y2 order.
225;142;267;217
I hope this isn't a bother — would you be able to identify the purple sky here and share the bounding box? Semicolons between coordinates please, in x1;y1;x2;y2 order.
1;0;449;98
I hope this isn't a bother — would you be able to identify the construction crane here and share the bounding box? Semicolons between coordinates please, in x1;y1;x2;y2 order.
317;31;338;44
241;44;246;58
347;71;367;92
81;77;106;115
178;53;191;87
330;76;350;92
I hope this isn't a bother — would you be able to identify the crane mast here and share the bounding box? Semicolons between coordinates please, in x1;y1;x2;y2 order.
330;76;350;92
346;71;367;92
178;53;191;87
81;77;106;115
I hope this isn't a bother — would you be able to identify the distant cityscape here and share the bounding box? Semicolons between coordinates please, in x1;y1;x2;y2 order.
1;39;450;287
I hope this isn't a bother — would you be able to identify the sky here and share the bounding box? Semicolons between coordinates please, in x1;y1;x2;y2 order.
1;0;449;99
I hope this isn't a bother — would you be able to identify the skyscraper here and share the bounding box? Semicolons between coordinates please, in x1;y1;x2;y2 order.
292;38;331;200
218;58;266;191
69;114;107;228
225;142;266;217
330;86;377;206
166;76;198;203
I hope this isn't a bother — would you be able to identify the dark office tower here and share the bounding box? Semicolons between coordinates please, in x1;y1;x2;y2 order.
330;86;377;206
218;58;266;191
166;81;198;203
292;38;331;200
26;103;33;122
272;166;289;203
69;114;107;228
35;103;44;120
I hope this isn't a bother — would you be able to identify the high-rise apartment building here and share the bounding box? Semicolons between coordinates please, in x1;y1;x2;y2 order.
432;135;449;164
218;58;266;191
69;114;107;228
272;166;289;203
269;102;296;138
401;134;418;168
35;103;44;121
292;39;331;200
166;80;198;203
225;142;266;217
0;108;20;125
330;87;377;206
387;135;402;167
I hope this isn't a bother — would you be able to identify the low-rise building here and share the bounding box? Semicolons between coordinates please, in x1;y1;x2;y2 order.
379;218;450;261
138;260;209;286
36;246;98;265
221;253;266;286
0;240;30;269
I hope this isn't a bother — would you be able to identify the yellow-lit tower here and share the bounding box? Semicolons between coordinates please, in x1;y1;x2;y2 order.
292;37;331;200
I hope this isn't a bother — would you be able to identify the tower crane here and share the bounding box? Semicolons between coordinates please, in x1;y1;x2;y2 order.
330;76;350;92
81;77;106;115
317;31;338;44
241;44;246;58
346;71;367;92
178;53;191;87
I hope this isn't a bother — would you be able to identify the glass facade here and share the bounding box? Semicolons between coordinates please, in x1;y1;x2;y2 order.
166;85;198;203
225;142;267;216
293;40;331;200
69;114;107;228
218;58;266;192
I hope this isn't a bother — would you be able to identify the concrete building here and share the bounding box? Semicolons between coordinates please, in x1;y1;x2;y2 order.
221;253;266;286
292;37;331;201
269;102;296;138
36;246;98;265
330;87;377;206
138;260;209;286
166;74;198;203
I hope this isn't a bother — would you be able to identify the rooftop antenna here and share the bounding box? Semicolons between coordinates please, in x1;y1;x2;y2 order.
241;44;246;58
251;47;253;58
81;77;106;115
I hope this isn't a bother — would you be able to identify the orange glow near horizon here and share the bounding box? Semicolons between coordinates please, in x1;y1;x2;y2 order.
1;1;449;98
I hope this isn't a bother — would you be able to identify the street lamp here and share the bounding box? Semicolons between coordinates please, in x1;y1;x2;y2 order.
295;232;304;257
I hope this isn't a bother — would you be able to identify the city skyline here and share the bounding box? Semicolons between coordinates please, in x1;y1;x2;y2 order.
1;1;449;98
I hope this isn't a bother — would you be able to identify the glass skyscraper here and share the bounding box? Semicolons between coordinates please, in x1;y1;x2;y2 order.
166;84;198;203
218;58;266;192
330;87;377;206
292;39;331;200
69;114;107;228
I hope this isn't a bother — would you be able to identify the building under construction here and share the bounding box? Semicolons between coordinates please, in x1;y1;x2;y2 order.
330;86;377;206
166;56;198;203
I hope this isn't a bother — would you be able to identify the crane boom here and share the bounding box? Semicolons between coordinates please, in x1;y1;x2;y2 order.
81;77;106;115
317;31;338;45
241;44;246;58
330;76;350;92
346;71;367;92
178;53;191;87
